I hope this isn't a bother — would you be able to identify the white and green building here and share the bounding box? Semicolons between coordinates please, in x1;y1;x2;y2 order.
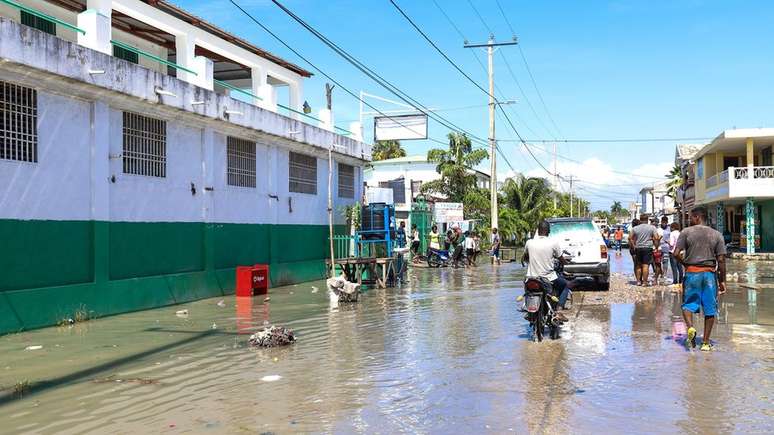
0;0;369;333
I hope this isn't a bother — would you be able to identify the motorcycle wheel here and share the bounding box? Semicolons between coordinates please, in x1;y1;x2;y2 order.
534;311;544;342
427;254;441;268
550;324;560;340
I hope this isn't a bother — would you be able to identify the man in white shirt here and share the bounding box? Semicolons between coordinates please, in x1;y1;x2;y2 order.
522;221;570;318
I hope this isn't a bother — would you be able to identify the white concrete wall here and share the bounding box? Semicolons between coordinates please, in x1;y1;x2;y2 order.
0;87;360;226
0;92;91;220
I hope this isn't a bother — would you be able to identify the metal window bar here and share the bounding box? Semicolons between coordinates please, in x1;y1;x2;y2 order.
122;111;166;177
227;136;256;188
289;151;317;194
110;40;197;75
338;163;354;198
0;80;37;163
0;0;85;34
21;10;56;35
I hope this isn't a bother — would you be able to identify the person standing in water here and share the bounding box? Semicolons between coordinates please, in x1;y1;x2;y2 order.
491;228;501;265
675;207;726;351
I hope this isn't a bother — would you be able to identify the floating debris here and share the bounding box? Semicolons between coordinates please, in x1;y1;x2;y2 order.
263;297;271;303
24;345;43;351
260;375;281;382
326;275;361;303
175;310;189;317
311;286;319;293
248;326;296;347
216;300;226;307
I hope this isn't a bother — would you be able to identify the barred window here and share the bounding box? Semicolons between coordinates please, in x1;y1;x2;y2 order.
227;136;256;188
0;81;37;163
122;112;166;177
21;11;56;36
289;151;317;194
338;163;355;198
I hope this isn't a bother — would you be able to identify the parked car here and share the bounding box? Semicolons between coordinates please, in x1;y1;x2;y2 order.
546;218;610;291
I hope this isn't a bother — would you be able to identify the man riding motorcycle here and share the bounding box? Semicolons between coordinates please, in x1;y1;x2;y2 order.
521;221;570;322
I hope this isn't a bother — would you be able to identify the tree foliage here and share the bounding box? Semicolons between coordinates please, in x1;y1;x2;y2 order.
371;140;406;161
421;132;489;205
665;164;682;198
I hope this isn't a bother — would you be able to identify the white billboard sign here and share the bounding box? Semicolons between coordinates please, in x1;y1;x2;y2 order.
374;114;428;141
434;202;464;223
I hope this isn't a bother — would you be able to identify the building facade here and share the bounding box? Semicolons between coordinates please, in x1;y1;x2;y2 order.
0;1;369;333
691;129;774;253
363;155;490;220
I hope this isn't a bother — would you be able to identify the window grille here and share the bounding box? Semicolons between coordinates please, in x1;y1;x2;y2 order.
227;136;256;188
113;44;139;64
21;11;56;36
289;151;317;194
122;112;166;177
0;81;37;163
338;163;355;198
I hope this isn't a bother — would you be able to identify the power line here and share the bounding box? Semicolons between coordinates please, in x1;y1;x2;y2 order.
516;45;565;139
499;50;557;140
465;0;493;35
388;0;554;178
262;0;516;173
500;137;713;143
228;0;465;151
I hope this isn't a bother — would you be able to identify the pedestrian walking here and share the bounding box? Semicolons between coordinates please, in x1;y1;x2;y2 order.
675;207;727;351
409;223;420;255
614;226;624;255
629;219;640;281
396;221;407;248
629;215;659;286
490;227;501;265
429;224;441;250
668;222;684;287
464;231;475;266
658;216;672;285
473;231;481;264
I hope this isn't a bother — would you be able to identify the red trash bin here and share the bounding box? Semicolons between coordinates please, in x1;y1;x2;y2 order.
236;264;270;297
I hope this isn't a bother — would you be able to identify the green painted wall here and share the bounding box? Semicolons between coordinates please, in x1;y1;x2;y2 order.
0;219;345;334
761;200;774;252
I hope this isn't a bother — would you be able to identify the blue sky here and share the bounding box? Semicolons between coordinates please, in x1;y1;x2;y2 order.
177;0;774;210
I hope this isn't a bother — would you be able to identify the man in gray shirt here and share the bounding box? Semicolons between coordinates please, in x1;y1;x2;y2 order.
675;207;726;351
629;214;660;286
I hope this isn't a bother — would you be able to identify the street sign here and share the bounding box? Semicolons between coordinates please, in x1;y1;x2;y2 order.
374;114;428;141
434;202;464;223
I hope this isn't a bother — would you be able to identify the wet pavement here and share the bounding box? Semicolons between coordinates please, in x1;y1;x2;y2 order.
0;255;772;434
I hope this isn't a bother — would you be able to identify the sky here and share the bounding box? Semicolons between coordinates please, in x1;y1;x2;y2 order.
176;0;774;210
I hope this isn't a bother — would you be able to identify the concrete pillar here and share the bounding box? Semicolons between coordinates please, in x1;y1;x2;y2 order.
318;108;334;132
174;34;213;90
288;82;303;120
746;138;755;179
349;121;363;142
746;197;756;254
716;202;725;234
90;101;110;285
251;68;276;112
77;0;112;55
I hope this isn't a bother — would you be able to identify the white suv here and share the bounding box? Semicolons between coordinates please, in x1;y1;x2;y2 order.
547;218;610;290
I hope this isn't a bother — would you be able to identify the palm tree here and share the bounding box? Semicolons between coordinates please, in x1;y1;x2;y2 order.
610;201;624;216
502;175;554;242
371;140;406;161
421;132;489;202
665;164;683;198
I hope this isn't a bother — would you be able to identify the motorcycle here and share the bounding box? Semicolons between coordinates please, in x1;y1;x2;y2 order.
426;248;451;268
523;277;562;341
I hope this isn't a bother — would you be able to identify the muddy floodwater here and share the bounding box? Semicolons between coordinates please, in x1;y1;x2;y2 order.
1;256;772;434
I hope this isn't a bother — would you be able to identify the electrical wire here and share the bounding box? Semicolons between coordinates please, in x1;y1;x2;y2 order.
499;137;713;143
465;0;494;35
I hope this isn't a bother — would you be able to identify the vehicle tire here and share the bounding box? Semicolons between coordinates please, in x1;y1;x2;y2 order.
534;309;544;342
550;324;560;340
597;277;610;291
427;254;441;268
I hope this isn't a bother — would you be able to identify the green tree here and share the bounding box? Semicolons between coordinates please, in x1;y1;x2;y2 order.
421;132;489;205
610;201;624;216
665;164;683;198
371;140;406;161
501;175;554;243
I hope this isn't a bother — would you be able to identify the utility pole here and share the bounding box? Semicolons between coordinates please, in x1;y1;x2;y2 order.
553;142;558;209
465;35;518;231
568;175;574;218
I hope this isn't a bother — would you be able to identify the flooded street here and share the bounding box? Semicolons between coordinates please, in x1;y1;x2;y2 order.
1;256;772;434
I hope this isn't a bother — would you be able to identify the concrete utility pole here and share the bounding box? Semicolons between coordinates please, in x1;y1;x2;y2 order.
464;35;518;231
553;142;558;209
568;175;574;218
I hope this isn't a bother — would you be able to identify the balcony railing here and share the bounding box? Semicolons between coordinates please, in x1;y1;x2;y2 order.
753;166;774;179
706;174;718;188
718;169;729;184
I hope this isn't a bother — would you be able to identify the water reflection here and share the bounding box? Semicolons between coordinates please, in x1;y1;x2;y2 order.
0;259;770;433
